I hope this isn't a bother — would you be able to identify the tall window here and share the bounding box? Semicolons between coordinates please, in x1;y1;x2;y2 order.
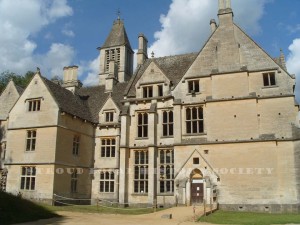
101;138;116;157
159;150;174;193
26;130;36;151
105;111;114;122
134;150;148;193
72;135;80;156
71;169;78;193
263;72;276;86
28;99;41;112
186;107;204;134
188;80;200;93
20;167;36;190
158;85;163;97
100;171;115;193
162;111;174;137
142;86;153;98
137;113;148;138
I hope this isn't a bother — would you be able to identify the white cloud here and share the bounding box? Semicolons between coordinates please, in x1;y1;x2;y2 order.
81;55;100;86
149;0;270;57
286;39;300;101
62;29;75;37
0;0;74;77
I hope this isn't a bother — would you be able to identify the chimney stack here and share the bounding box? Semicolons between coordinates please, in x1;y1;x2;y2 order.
210;19;217;33
62;66;82;93
105;60;118;92
137;33;148;66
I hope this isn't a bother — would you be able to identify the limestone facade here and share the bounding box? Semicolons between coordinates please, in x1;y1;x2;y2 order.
1;1;300;212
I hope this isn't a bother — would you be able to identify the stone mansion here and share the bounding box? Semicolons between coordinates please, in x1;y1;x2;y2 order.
0;0;300;212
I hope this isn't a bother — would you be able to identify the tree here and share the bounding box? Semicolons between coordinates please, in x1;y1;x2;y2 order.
0;71;35;93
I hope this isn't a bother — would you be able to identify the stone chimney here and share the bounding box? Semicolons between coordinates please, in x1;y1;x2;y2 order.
137;33;148;66
62;66;82;93
279;49;287;71
105;60;118;92
218;0;233;26
210;19;217;33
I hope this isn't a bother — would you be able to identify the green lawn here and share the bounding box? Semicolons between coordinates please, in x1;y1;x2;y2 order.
198;210;300;225
0;191;59;225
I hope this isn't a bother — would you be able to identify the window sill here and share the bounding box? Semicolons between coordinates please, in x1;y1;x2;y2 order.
262;85;278;89
161;136;174;139
135;137;149;140
186;92;201;96
131;193;148;196
183;133;207;137
157;193;174;196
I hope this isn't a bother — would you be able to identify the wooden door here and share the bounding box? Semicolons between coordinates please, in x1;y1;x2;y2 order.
191;182;204;204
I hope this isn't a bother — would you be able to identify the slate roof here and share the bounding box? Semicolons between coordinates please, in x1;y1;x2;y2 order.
125;53;197;97
101;19;132;50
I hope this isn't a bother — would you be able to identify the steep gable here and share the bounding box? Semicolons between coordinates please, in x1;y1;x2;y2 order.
0;81;23;120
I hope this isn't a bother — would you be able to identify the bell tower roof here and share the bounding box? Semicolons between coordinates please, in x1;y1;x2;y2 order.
100;18;132;50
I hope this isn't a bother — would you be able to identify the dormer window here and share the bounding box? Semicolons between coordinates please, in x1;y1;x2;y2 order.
28;99;41;112
188;80;200;94
263;72;276;86
105;111;114;122
143;86;153;98
158;85;163;97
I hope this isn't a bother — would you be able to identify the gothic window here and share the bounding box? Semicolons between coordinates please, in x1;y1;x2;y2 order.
142;86;153;98
188;80;200;94
26;130;36;151
159;149;174;193
134;150;148;193
100;171;115;193
186;107;204;134
20;167;36;190
28;99;41;112
71;169;78;193
162;111;174;137
72;135;80;156
117;48;121;69
101;138;116;157
263;72;276;86
105;50;110;72
137;113;148;138
105;48;121;72
158;85;163;97
105;111;114;122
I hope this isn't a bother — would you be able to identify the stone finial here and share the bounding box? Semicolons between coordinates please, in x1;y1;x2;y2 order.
151;51;155;58
279;48;287;71
210;19;217;33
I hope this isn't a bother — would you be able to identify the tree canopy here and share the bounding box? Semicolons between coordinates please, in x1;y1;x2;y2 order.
0;71;35;94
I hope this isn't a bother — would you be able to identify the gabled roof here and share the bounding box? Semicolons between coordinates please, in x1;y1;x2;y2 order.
0;80;23;120
125;53;197;97
42;77;94;122
77;82;127;123
101;19;132;50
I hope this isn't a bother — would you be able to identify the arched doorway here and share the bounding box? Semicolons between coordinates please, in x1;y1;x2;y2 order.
190;169;204;204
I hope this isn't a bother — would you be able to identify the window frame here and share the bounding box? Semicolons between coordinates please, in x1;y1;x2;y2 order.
105;111;114;122
100;171;115;193
187;80;200;94
26;130;36;152
71;169;78;193
263;72;276;87
20;166;36;191
185;106;204;134
72;135;80;156
137;112;148;138
142;86;153;98
28;99;41;112
101;138;116;158
162;111;174;137
134;150;148;194
159;149;174;194
158;84;163;97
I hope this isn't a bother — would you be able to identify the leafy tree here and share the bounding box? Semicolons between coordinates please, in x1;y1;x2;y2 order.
0;71;35;93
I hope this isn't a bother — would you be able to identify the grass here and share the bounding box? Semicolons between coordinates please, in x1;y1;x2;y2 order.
198;210;300;225
0;191;59;225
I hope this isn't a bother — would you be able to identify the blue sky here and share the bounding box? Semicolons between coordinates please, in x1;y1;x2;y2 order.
0;0;300;99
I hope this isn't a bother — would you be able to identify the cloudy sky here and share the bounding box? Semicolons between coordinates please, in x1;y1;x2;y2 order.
0;0;300;99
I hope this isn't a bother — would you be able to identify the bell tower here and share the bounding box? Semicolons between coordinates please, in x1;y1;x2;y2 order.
98;15;134;85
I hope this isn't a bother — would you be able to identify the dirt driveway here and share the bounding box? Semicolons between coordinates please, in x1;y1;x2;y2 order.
15;206;220;225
